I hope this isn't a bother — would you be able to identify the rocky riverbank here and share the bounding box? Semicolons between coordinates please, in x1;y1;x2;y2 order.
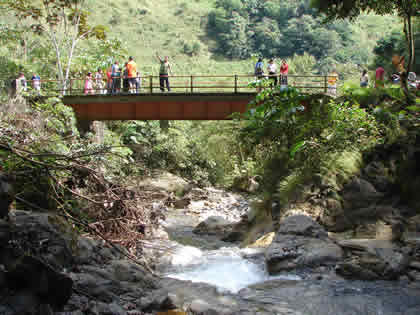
1;165;420;314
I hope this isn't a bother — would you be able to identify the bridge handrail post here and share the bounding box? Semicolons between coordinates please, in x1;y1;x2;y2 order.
149;76;153;94
69;79;73;95
190;75;193;93
234;75;238;93
324;75;328;93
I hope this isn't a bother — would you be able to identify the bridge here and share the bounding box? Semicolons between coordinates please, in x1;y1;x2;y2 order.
23;74;332;120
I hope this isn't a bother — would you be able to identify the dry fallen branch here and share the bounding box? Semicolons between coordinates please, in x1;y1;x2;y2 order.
1;140;163;272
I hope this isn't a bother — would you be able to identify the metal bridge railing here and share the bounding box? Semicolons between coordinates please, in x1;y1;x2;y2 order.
3;74;334;97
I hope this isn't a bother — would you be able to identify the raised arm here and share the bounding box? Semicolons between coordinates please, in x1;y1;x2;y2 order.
155;52;162;62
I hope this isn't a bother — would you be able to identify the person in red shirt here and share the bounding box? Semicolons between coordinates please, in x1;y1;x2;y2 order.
280;59;289;86
375;66;385;88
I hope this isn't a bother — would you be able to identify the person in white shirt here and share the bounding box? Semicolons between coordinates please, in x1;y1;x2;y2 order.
360;70;369;87
95;68;105;94
267;59;277;87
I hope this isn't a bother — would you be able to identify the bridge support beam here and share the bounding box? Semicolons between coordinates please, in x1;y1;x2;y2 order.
62;93;256;120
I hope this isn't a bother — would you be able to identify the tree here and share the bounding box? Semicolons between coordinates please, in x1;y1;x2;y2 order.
2;0;106;93
311;0;419;73
311;0;419;103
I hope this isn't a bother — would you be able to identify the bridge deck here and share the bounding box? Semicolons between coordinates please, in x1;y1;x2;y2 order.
63;93;256;120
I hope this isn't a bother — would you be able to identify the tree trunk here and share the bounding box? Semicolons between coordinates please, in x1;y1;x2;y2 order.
401;16;415;105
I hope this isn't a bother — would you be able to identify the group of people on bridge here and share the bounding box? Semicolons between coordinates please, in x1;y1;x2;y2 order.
366;66;419;90
84;53;171;95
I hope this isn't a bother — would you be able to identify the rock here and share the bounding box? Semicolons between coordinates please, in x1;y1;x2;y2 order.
266;234;343;273
409;261;420;271
157;310;187;315
173;197;191;209
249;232;275;248
93;301;127;315
407;215;420;232
278;215;327;238
337;239;409;280
0;219;10;245
6;255;73;310
221;231;244;242
75;237;99;264
109;259;156;287
39;304;54;315
186;188;208;201
7;289;40;314
341;177;383;209
188;299;226;314
407;270;420;282
0;173;14;219
266;215;342;274
137;171;190;194
10;211;74;269
193;216;233;236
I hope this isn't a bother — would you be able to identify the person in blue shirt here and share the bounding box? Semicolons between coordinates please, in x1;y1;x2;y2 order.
254;58;264;92
31;72;41;94
254;58;264;79
111;61;122;94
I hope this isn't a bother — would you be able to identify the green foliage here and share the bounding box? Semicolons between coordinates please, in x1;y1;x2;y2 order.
236;85;387;196
372;28;420;74
206;0;398;68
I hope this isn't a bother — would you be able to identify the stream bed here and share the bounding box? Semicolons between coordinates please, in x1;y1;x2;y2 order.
146;187;420;315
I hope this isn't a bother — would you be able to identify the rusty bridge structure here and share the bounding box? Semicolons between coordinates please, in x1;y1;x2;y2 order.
12;74;334;120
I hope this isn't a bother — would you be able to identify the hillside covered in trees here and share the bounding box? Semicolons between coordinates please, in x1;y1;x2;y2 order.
0;0;415;80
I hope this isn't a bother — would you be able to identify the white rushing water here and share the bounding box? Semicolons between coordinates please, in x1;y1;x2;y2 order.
166;246;300;293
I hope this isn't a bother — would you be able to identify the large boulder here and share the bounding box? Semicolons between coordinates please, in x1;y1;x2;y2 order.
336;239;409;280
0;173;14;219
341;177;383;209
6;256;73;311
265;215;342;274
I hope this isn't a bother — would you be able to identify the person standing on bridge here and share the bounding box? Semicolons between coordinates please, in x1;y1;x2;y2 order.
254;58;264;92
84;72;94;95
31;72;41;95
111;61;121;94
156;53;172;92
95;68;105;94
127;56;137;94
267;59;278;87
375;66;385;88
106;65;113;94
280;59;289;88
327;68;338;97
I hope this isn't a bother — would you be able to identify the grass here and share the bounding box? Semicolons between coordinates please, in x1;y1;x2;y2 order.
85;0;401;78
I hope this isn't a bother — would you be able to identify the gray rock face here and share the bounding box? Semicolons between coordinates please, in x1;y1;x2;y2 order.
144;276;420;315
336;239;409;280
193;216;233;236
266;215;342;274
0;173;14;219
278;215;327;238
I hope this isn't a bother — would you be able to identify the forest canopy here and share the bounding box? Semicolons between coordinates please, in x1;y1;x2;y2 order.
206;0;398;66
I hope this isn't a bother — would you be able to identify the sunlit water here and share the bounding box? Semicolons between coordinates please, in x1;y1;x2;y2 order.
165;246;300;293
